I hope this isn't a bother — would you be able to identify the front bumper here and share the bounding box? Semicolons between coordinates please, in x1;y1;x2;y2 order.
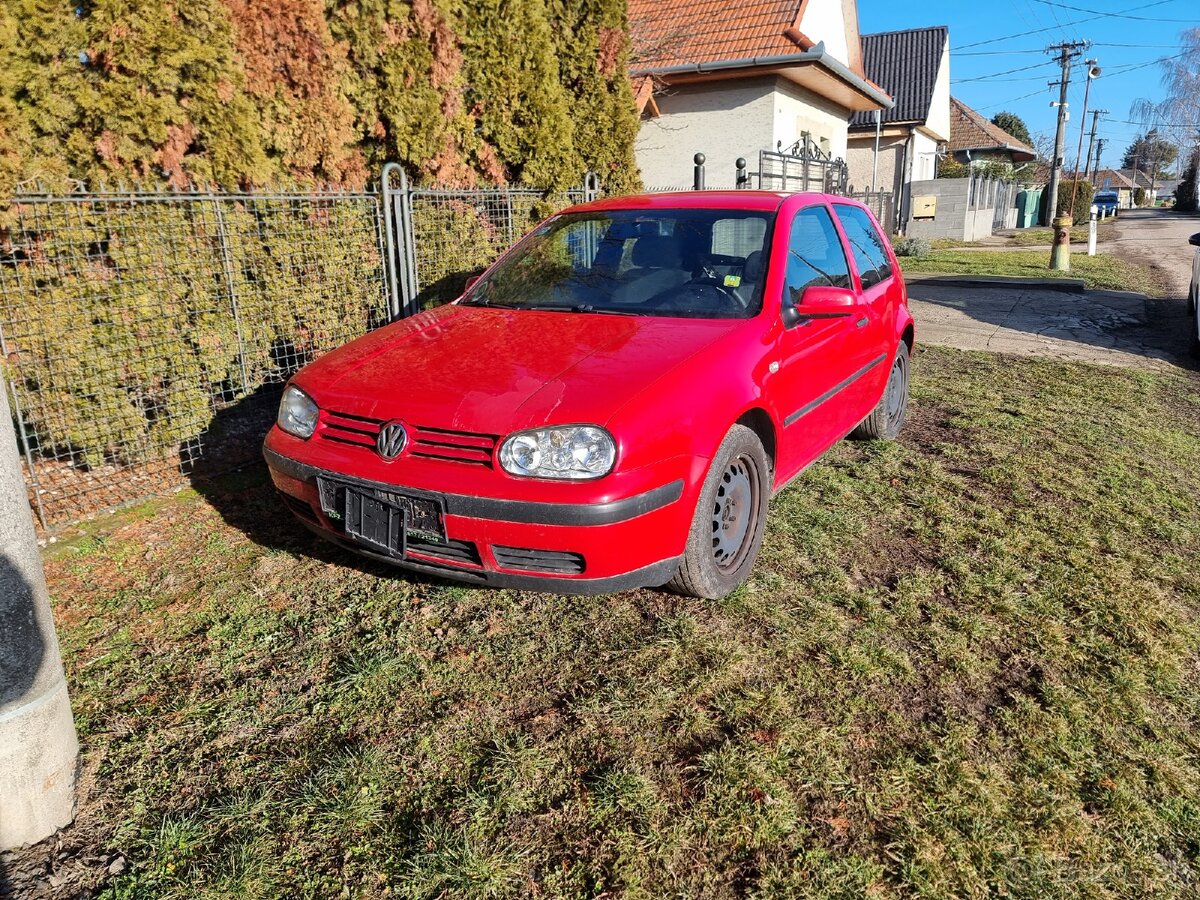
263;443;690;592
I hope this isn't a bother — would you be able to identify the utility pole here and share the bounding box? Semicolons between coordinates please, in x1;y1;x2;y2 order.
1068;60;1102;240
0;381;79;849
1045;40;1089;268
1083;108;1108;181
1092;138;1106;186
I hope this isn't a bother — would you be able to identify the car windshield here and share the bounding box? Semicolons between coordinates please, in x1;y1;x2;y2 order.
460;208;775;318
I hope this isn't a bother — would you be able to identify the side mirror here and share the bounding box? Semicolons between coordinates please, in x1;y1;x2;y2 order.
801;285;858;311
1189;233;1200;248
464;274;482;291
781;284;858;328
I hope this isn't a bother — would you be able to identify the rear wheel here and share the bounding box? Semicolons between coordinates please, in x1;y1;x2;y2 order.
669;425;770;600
851;343;910;441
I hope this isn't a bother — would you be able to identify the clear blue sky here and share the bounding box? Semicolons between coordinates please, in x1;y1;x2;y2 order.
856;0;1197;173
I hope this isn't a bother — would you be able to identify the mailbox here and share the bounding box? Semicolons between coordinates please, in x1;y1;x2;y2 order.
912;195;936;218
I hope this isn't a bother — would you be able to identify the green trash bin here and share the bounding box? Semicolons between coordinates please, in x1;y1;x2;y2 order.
1015;189;1042;228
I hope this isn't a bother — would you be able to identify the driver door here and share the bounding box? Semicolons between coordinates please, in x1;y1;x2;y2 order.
771;203;866;482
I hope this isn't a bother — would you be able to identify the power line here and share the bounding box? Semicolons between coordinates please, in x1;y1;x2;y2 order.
1093;42;1189;48
956;49;1050;56
953;60;1056;83
1101;52;1188;78
952;18;1095;50
974;87;1054;113
1029;0;1194;22
949;0;1187;50
955;42;1182;56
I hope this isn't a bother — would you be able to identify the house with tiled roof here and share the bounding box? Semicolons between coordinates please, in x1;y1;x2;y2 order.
845;27;951;229
947;97;1037;169
1091;168;1138;209
1118;168;1168;203
628;0;893;188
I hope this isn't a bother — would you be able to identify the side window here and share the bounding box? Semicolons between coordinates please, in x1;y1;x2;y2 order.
832;204;893;290
784;205;852;307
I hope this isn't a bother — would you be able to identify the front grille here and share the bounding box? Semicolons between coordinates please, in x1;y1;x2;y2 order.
408;537;482;568
492;546;586;575
319;410;496;467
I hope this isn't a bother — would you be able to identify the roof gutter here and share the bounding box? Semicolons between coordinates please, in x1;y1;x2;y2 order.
631;41;895;109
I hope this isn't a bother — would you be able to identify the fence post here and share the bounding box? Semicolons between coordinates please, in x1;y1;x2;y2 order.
503;186;515;246
211;200;251;395
380;163;405;320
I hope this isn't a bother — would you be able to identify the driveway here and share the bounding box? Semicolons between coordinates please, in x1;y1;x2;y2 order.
907;208;1200;372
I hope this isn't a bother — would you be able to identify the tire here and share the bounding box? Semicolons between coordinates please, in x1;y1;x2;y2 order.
669;425;771;600
851;343;911;441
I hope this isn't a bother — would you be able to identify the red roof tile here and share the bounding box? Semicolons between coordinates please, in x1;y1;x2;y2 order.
948;97;1036;159
629;0;805;70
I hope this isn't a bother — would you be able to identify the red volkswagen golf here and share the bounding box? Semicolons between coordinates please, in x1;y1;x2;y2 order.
264;191;913;598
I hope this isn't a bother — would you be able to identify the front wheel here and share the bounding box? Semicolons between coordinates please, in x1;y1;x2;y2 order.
851;343;910;441
669;425;771;600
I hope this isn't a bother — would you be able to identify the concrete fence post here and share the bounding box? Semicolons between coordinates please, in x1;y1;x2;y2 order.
0;381;78;849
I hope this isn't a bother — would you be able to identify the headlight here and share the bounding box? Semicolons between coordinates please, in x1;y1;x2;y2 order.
498;425;616;479
277;385;319;439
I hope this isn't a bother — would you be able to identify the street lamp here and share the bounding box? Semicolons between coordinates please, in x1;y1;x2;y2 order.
1053;60;1101;271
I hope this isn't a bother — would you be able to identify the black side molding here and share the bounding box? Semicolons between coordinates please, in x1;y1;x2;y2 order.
783;352;888;427
263;444;684;527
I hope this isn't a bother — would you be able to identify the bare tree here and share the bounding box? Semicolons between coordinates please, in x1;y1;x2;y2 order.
1129;27;1200;177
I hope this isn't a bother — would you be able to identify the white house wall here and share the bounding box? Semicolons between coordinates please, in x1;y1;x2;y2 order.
635;78;776;188
924;42;951;142
798;0;851;65
771;78;851;162
910;131;939;182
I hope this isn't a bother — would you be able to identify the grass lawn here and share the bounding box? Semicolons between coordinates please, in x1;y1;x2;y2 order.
925;223;1116;250
898;250;1170;295
40;347;1200;899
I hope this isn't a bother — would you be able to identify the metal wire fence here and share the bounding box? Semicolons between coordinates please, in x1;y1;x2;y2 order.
384;166;602;311
0;187;389;529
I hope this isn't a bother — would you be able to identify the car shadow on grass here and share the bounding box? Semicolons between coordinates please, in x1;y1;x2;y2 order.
184;383;467;592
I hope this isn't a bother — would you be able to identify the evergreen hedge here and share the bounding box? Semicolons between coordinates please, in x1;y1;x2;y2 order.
2;196;387;469
0;0;640;201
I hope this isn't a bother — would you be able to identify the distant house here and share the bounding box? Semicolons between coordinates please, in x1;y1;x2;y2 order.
1091;168;1138;209
845;26;951;230
1118;168;1164;203
946;97;1036;170
628;0;893;188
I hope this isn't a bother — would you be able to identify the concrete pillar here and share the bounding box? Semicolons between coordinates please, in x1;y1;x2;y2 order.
0;382;78;849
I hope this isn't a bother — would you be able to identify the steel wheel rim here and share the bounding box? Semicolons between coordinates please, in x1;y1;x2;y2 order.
886;354;908;422
710;453;761;574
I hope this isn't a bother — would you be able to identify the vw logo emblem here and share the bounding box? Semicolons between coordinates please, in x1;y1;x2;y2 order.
376;421;408;461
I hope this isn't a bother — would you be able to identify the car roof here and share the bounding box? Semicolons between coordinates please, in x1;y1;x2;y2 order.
568;190;836;214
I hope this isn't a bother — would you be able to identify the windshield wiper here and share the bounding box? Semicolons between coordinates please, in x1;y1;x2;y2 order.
511;303;645;316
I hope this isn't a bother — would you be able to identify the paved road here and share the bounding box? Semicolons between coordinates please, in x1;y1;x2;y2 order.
1107;207;1200;300
907;208;1200;372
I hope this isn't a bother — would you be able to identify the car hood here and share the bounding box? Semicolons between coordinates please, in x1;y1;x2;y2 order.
296;305;741;433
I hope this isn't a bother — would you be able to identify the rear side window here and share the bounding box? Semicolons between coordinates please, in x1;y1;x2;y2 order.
833;204;893;290
784;206;852;306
